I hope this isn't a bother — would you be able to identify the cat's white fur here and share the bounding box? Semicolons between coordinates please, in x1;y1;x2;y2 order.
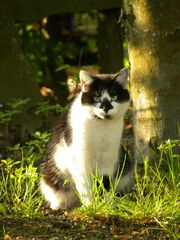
41;69;131;209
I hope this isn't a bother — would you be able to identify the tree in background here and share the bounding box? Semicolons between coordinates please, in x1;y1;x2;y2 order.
0;1;41;146
124;0;180;161
97;8;124;73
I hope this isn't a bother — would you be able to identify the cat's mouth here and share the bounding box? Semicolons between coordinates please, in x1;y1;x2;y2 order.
105;115;113;120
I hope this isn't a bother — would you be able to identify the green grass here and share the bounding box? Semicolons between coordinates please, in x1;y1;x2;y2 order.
0;136;179;239
0;131;50;217
77;139;180;239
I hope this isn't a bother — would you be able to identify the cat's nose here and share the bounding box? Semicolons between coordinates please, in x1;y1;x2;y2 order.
103;106;111;113
100;99;113;113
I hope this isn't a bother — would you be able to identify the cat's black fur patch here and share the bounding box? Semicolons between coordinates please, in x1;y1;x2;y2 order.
41;160;72;192
81;76;130;106
40;112;73;192
100;98;113;113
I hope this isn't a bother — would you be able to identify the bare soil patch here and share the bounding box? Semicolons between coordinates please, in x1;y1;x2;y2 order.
0;209;171;240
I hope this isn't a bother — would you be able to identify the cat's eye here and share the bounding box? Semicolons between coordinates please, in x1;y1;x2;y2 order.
111;95;118;101
93;96;101;102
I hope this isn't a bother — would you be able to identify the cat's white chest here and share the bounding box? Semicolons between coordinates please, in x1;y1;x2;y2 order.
77;118;123;175
70;95;125;176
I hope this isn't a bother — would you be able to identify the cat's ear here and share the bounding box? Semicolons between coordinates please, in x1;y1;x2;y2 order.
114;68;129;87
79;70;94;92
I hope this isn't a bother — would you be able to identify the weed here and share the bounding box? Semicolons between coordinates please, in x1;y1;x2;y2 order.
77;138;180;239
0;98;30;126
34;101;68;116
0;131;50;217
0;98;30;144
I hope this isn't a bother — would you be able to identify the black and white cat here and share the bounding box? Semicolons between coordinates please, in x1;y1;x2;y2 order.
40;68;132;210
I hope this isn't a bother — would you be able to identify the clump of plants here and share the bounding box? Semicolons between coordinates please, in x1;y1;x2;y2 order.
77;138;180;239
0;98;65;217
0;131;51;217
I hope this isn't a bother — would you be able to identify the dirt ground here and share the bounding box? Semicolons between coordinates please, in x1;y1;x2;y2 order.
0;209;172;240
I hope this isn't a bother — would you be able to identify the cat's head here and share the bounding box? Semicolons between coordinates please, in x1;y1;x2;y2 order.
79;68;130;120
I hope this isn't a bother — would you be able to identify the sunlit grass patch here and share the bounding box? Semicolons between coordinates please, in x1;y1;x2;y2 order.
0;131;50;217
77;139;180;239
0;133;179;238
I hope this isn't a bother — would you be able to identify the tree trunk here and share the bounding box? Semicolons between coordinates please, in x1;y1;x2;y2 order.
124;0;180;162
98;8;124;73
0;1;40;103
0;1;41;146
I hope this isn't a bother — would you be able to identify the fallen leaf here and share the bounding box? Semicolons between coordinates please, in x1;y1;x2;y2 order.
131;231;141;235
113;234;133;239
91;224;97;229
16;237;26;240
110;226;117;232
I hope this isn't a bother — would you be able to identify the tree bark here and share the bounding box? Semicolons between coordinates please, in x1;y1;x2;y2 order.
124;0;180;162
0;1;40;103
0;0;41;142
98;8;124;73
